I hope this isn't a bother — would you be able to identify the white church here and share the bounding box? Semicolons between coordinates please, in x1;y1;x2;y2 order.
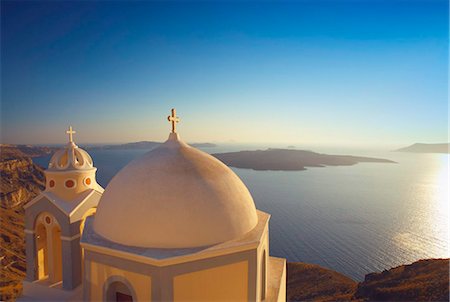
20;109;286;301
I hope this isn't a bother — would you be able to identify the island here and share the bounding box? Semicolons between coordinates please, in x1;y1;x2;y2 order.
212;148;395;171
396;143;449;154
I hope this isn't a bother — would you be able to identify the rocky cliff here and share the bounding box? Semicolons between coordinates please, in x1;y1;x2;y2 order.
0;146;45;301
0;144;55;158
0;153;45;208
355;259;449;301
287;259;449;301
287;262;357;301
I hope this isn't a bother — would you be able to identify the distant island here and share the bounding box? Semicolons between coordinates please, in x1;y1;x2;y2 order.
396;143;449;154
213;148;395;171
87;141;217;150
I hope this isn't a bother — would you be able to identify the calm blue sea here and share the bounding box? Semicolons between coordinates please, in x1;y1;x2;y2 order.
33;145;449;281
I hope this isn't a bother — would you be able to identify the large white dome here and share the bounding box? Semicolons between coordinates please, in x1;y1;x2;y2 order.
93;133;258;248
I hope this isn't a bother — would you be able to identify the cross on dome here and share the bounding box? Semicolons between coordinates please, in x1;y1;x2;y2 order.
167;108;180;133
66;126;76;143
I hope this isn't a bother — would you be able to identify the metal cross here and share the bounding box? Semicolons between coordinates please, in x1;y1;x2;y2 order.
66;126;76;142
167;108;180;133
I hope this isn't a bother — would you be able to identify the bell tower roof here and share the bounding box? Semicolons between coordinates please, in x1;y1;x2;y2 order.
48;126;94;171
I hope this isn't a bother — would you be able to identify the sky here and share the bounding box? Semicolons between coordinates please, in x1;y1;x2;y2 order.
1;0;448;146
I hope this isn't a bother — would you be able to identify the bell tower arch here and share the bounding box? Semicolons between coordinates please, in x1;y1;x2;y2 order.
34;212;62;283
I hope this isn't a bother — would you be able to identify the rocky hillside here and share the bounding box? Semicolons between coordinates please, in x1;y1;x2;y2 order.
0;146;45;301
287;262;357;301
287;259;449;301
0;144;55;158
355;259;449;301
1;146;46;208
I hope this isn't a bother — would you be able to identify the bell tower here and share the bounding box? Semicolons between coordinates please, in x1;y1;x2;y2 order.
24;126;104;290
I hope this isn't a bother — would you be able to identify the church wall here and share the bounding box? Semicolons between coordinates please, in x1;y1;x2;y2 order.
173;260;248;301
25;232;37;281
45;170;97;201
69;217;83;235
83;247;259;301
256;223;269;302
78;207;97;233
88;260;151;301
25;191;101;232
277;266;287;302
50;224;63;283
165;246;258;301
84;250;158;301
35;224;48;280
70;191;101;221
24;196;89;289
61;237;82;290
25;198;70;236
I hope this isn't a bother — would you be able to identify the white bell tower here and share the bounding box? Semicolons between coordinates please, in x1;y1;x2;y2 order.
24;126;104;290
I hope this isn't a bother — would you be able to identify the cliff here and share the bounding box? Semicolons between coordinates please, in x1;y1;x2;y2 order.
0;146;45;301
287;262;357;301
1;146;45;208
0;144;55;158
287;259;449;301
355;258;449;301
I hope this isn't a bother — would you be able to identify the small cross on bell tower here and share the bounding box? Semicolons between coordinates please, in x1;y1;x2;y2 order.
167;108;180;133
66;126;76;143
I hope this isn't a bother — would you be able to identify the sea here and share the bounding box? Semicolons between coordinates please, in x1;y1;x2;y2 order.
33;144;449;281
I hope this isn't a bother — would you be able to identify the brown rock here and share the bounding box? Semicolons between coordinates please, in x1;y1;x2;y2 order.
0;145;46;301
287;262;358;301
355;259;449;301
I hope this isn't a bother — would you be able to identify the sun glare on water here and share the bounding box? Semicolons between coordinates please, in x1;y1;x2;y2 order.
432;154;450;256
392;154;449;259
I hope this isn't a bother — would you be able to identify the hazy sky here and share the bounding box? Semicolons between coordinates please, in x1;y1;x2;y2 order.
1;0;448;146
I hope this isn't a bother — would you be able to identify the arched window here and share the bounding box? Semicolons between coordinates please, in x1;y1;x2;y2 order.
36;223;48;279
104;279;135;302
34;213;62;283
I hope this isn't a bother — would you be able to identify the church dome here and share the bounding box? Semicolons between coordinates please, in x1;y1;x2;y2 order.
48;127;94;171
93;132;258;248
